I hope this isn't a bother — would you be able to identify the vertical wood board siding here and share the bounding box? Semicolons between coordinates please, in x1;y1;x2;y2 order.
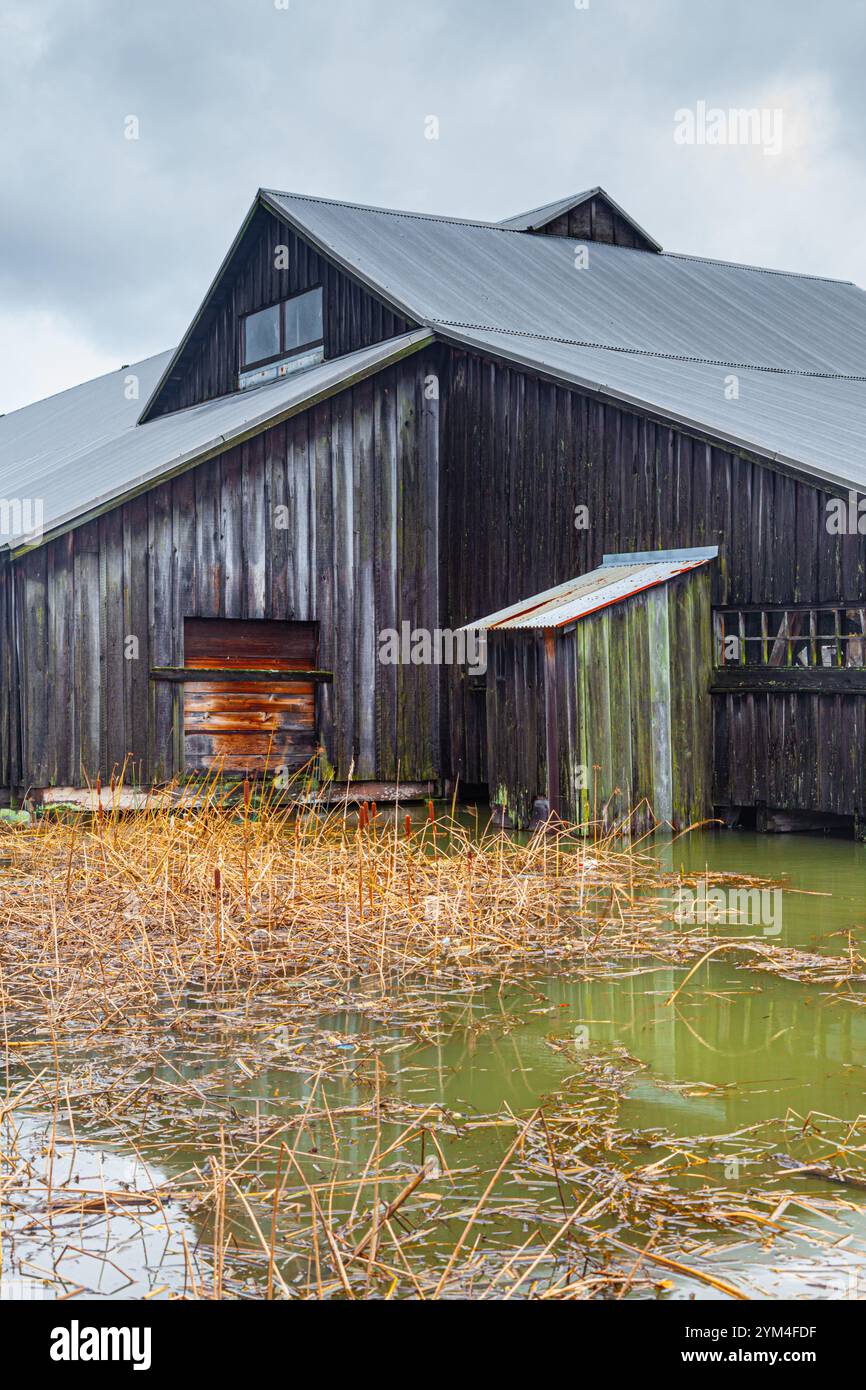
147;209;413;418
4;356;440;789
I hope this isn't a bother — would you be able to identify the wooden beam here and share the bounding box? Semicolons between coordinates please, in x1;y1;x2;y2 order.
149;668;334;684
714;602;866;614
26;780;436;810
647;588;673;824
712;668;866;694
29;786;176;810
543;629;561;818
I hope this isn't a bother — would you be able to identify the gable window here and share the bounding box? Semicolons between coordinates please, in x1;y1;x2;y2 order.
240;287;324;385
243;303;281;367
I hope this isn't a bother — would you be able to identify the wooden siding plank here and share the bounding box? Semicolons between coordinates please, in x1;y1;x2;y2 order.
75;523;101;784
333;389;355;777
147;493;174;782
373;370;398;780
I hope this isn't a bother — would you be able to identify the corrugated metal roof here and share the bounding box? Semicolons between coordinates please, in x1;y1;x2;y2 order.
498;189;597;231
439;324;866;494
462;548;718;631
263;190;866;375
260;188;866;491
7;185;866;545
0;350;173;474
497;186;664;251
0;331;432;552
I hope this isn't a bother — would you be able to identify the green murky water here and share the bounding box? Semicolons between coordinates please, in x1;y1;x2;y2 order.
4;829;866;1300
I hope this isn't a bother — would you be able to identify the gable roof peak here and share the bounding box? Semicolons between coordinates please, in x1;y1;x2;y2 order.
499;186;662;251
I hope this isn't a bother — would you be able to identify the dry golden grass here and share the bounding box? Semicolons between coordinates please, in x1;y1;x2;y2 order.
1;774;865;1300
1;773;860;1037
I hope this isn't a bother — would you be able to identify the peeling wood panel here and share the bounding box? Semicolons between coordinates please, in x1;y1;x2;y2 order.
312;402;335;763
0;560;14;788
484;632;544;827
373;374;398;780
22;547;49;786
48;534;75;786
101;509;127;779
183;618;317;775
331;393;355;775
147;490;174;782
667;570;714;825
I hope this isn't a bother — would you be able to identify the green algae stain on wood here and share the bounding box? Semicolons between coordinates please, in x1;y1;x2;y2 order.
484;565;715;832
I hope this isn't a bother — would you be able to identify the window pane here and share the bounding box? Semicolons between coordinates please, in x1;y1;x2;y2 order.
244;304;280;366
284;289;323;352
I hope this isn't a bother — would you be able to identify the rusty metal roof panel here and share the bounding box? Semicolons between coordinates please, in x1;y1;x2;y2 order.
462;548;717;631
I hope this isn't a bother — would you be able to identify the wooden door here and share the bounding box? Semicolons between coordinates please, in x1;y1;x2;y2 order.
183;619;317;776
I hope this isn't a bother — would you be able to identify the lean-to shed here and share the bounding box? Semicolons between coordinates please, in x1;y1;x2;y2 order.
465;549;718;831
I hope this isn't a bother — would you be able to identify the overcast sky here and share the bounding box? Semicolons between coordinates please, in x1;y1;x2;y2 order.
2;0;865;414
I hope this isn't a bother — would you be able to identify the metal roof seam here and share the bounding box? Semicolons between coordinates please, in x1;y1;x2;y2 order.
443;325;866;494
432;321;866;380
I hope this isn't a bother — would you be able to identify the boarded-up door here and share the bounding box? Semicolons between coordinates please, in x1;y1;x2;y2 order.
183;619;318;775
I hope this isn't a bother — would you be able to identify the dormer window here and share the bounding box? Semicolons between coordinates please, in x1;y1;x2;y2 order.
239;287;324;388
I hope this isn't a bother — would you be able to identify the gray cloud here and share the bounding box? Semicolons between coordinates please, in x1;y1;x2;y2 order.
1;0;865;412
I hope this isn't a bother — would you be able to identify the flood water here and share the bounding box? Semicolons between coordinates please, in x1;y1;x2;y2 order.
4;828;866;1300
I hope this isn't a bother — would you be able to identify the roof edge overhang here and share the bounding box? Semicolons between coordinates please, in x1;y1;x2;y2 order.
433;324;864;501
6;329;434;561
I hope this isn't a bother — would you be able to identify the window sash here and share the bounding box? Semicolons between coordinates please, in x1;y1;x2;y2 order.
284;289;323;354
242;303;280;369
241;288;324;371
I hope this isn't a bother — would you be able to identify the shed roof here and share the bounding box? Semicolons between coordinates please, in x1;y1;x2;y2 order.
0;330;432;553
462;548;718;632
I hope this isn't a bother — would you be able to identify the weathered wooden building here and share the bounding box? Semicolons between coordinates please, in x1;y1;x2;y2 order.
466;549;716;831
2;184;866;828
